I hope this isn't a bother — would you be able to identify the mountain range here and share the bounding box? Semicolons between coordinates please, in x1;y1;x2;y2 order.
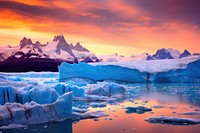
0;35;99;72
130;48;198;61
0;35;199;72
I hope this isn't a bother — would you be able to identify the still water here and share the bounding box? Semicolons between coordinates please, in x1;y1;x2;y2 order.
2;83;200;133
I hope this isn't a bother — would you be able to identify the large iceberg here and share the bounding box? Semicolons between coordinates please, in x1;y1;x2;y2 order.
0;77;74;127
152;59;200;82
59;62;146;82
0;92;72;126
58;57;200;83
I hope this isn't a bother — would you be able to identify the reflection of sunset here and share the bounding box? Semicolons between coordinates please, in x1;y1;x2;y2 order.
0;0;200;56
74;100;199;133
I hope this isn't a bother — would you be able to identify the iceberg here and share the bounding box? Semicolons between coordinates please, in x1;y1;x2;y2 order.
145;116;200;125
85;82;126;96
0;81;59;105
54;83;84;97
0;92;72;126
125;106;152;114
59;62;146;82
152;59;200;82
58;57;200;83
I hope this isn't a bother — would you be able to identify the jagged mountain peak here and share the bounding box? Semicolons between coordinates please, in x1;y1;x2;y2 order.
53;34;66;43
0;34;99;63
180;49;191;58
73;42;89;52
152;48;174;59
20;37;33;49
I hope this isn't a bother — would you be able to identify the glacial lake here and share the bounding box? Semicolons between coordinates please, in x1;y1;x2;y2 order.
2;81;200;133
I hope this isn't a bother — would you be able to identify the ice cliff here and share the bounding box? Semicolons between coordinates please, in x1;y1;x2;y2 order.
58;58;200;83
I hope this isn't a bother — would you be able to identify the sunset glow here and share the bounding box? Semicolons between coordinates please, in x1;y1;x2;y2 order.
0;0;200;55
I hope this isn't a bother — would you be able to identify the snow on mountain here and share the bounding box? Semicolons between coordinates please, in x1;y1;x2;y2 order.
147;48;181;60
97;54;133;62
18;38;47;58
0;34;98;63
72;50;98;62
166;48;180;59
19;37;33;49
42;34;76;62
131;53;149;60
73;42;89;52
0;45;19;60
180;49;191;58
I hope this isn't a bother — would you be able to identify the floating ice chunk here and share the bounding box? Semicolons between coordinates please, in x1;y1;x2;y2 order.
78;111;109;119
0;124;27;129
85;82;125;96
145;116;200;125
73;95;110;101
65;78;95;87
93;118;99;121
90;102;107;108
151;105;165;108
180;111;200;115
73;107;88;113
125;106;152;114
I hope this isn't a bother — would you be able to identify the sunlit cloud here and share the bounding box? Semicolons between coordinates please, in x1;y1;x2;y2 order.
0;0;199;55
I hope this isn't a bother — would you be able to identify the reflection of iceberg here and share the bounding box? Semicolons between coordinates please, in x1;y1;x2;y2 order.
2;119;73;133
58;59;200;83
128;83;200;106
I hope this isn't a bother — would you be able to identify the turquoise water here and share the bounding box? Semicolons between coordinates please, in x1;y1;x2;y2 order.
1;83;200;133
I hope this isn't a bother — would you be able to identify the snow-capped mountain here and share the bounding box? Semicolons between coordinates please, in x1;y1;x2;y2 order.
180;50;191;58
146;48;185;60
73;42;89;52
0;35;99;72
131;53;149;60
0;35;98;62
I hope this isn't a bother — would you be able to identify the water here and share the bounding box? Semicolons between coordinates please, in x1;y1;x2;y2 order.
2;83;200;133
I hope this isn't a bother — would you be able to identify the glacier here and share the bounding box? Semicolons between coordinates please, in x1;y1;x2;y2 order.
59;62;147;82
59;57;200;83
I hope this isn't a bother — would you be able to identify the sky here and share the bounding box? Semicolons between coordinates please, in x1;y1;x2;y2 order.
0;0;200;56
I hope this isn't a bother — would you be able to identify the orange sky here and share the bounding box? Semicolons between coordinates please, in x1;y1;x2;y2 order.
0;0;200;56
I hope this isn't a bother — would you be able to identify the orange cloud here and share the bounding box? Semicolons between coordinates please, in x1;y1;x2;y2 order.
0;0;199;56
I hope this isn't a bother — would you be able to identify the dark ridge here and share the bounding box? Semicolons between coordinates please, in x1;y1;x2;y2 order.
0;58;75;72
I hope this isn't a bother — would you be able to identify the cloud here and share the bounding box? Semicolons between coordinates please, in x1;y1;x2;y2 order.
123;0;200;26
0;0;199;55
0;0;150;30
0;1;89;23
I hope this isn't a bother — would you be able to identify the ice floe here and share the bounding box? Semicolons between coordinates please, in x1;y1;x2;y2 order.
125;106;152;114
145;116;200;125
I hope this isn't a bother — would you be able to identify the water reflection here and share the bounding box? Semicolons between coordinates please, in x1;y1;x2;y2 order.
2;83;200;133
2;120;73;133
